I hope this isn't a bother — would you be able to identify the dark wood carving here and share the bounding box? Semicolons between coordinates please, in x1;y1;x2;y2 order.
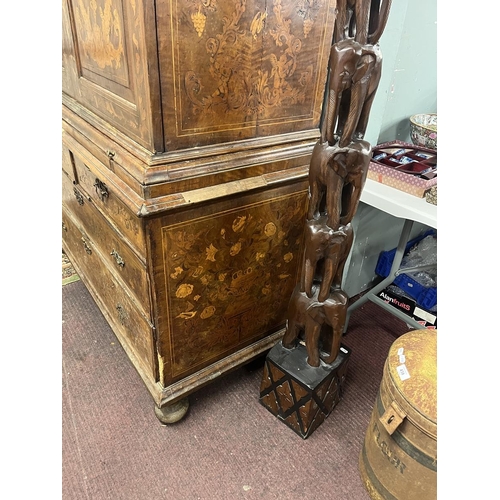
300;219;353;302
281;284;348;367
260;0;392;437
333;0;392;45
259;338;351;439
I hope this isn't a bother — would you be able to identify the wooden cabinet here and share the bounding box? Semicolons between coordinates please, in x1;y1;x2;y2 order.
62;0;337;421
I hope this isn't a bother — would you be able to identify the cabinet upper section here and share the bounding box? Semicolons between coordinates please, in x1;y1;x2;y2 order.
63;0;337;154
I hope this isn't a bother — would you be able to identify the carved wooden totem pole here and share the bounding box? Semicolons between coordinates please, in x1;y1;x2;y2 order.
260;0;392;438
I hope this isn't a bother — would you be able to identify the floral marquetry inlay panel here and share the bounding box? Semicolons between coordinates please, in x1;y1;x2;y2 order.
72;0;128;85
158;0;337;147
161;191;308;378
64;0;155;149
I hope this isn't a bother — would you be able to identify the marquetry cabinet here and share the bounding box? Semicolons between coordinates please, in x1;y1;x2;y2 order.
62;0;337;422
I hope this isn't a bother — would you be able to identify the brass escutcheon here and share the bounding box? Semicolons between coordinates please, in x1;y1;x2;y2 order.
73;188;84;205
81;237;92;255
110;249;125;268
94;178;109;201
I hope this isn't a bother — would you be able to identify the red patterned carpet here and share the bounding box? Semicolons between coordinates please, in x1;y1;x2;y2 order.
62;279;411;499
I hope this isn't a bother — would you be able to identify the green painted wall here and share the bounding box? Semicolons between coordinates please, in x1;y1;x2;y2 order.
342;0;437;296
364;0;437;145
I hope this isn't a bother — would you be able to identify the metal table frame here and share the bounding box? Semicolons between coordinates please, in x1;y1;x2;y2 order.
344;179;437;331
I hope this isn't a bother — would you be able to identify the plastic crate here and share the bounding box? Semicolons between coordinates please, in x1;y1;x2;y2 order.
392;274;437;311
375;229;435;277
375;230;437;310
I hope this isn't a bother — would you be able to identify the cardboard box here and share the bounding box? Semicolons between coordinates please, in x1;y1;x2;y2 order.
377;287;437;329
368;140;438;198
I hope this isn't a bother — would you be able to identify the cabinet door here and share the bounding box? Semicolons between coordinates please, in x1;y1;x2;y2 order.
62;0;161;151
156;0;337;151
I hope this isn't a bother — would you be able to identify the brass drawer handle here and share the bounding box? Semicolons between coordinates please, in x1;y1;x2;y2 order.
93;178;109;201
110;249;125;268
106;150;116;171
81;237;92;255
73;187;84;205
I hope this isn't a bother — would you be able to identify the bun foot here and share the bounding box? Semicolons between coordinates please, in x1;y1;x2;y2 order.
154;398;189;424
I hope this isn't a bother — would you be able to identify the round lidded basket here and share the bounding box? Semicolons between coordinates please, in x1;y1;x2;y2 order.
410;113;437;150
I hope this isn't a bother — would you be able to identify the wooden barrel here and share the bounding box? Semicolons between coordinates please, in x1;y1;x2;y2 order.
359;329;437;500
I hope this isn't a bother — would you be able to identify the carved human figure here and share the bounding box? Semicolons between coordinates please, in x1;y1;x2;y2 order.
300;218;353;302
308;139;371;229
282;284;348;367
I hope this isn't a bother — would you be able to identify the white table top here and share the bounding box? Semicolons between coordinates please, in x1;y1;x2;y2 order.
360;178;437;229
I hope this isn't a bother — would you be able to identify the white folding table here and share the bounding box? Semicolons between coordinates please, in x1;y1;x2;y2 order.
344;178;437;331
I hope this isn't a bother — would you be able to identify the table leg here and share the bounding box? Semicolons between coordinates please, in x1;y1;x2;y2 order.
343;219;416;333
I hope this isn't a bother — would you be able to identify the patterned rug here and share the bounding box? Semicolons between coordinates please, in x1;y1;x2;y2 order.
62;252;80;286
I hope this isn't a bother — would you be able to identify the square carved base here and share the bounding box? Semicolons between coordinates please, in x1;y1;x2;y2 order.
259;341;351;439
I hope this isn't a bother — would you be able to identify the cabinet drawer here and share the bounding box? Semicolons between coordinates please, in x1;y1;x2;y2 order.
70;146;146;257
62;208;157;382
63;172;150;313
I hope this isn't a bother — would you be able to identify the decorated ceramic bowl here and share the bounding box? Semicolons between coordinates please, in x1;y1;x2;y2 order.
409;113;437;150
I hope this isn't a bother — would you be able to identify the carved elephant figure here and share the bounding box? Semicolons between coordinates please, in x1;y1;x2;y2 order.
321;38;363;145
336;44;382;148
337;139;372;225
308;139;371;229
300;218;353;302
322;40;381;148
307;139;347;226
282;284;348;367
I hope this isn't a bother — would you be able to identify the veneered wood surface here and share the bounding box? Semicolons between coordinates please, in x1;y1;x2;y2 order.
63;0;336;153
62;207;157;382
157;0;337;150
148;183;309;385
62;0;160;151
61;0;340;411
